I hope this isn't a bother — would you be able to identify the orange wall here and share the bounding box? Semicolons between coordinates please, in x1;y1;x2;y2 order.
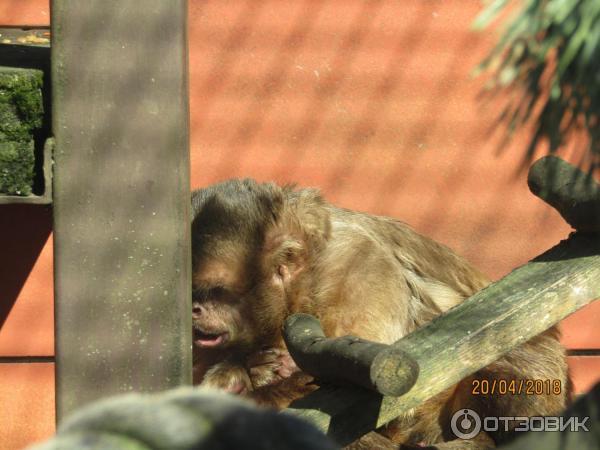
0;0;48;26
1;3;55;449
0;204;54;450
189;0;599;365
1;0;599;448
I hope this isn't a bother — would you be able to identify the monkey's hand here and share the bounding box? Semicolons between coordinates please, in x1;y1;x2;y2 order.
246;347;300;389
247;372;318;409
200;360;252;395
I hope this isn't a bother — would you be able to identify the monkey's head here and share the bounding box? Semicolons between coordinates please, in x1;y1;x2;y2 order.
191;179;330;353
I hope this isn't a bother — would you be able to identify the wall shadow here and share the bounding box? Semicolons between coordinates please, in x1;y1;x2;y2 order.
0;204;52;328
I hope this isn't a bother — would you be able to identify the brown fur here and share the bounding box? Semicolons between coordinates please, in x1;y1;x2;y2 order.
191;179;569;449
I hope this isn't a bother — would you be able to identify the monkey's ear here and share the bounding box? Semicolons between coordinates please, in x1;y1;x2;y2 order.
263;231;305;283
263;187;331;281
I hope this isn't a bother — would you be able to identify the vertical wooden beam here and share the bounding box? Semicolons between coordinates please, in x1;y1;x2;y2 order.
51;1;190;420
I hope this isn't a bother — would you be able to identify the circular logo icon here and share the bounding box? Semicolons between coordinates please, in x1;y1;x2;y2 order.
450;409;481;440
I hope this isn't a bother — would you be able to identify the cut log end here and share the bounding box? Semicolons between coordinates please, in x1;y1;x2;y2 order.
371;346;420;397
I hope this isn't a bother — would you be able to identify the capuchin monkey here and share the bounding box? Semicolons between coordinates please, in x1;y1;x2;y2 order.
191;179;569;449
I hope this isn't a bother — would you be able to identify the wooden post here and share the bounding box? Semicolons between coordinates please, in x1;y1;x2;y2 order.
51;0;190;420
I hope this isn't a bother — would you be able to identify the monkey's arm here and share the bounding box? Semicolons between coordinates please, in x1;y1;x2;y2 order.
248;371;318;409
199;358;252;394
240;346;316;409
246;347;300;388
196;345;307;401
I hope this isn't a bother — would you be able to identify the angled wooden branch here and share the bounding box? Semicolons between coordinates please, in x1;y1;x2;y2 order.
283;156;600;446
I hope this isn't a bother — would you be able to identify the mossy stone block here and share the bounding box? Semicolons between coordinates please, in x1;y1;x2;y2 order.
0;66;44;196
0;140;36;195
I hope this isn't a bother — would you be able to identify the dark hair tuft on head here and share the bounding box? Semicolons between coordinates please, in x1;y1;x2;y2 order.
191;179;284;250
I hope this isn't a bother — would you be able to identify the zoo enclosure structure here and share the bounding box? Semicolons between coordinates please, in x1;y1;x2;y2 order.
1;1;600;449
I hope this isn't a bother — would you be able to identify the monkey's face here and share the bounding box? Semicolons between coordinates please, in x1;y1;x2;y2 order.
190;179;324;354
192;247;290;353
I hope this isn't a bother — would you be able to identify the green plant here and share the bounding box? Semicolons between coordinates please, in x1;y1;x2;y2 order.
474;0;600;162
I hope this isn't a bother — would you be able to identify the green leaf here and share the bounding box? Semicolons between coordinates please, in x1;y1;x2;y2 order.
472;0;510;30
550;82;561;100
473;0;600;159
499;65;520;85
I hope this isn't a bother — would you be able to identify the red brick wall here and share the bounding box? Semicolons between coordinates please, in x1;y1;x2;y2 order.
1;0;599;448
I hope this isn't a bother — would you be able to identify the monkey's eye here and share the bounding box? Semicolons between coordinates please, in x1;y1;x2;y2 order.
208;286;227;300
192;288;206;301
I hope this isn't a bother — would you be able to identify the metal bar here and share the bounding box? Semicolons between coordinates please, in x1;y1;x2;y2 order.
52;0;190;421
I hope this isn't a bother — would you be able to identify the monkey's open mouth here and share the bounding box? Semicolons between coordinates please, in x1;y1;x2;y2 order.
193;329;229;348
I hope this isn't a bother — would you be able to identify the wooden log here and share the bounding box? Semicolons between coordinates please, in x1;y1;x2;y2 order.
283;313;419;396
528;156;600;232
285;233;600;446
